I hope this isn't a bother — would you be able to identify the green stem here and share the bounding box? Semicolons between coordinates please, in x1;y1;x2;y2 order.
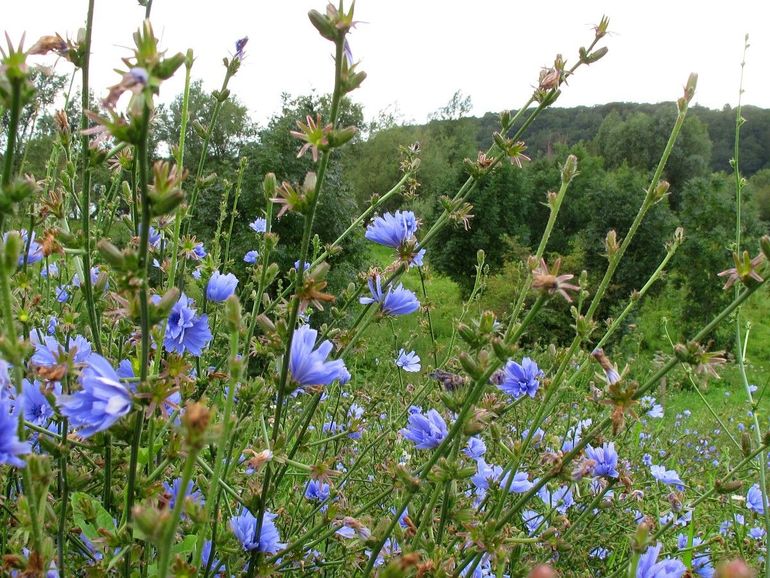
246;35;346;578
157;445;198;578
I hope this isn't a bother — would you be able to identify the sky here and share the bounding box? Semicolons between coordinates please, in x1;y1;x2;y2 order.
5;1;770;125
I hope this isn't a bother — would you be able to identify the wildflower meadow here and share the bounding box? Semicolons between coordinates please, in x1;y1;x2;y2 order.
1;1;770;577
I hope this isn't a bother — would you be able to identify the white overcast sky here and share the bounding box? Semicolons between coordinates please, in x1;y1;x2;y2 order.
6;1;770;124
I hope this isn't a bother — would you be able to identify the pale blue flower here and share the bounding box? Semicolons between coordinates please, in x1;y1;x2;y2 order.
57;354;132;438
0;398;31;467
747;483;765;514
650;465;684;491
395;349;421;372
230;508;285;554
498;357;543;399
400;408;447;450
586;442;619;478
244;250;259;263
164;294;212;357
289;324;348;387
365;211;418;248
206;271;239;302
636;543;685;578
249;217;267;233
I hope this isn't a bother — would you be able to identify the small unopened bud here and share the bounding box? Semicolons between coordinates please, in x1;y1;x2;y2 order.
583;46;608;64
528;565;558;578
2;232;21;270
148;189;184;217
457;323;479;346
224;294;242;333
302;172;317;195
94;270;109;294
652;180;670;202
132;504;168;544
605;230;619;258
760;235;770;262
308;9;338;41
156;52;185;80
463;408;493;435
255;314;275;334
151;288;181;322
327;126;357;148
263;172;277;202
182;402;210;449
715;559;755;578
458;352;482;379
594;16;610;39
500;110;512;128
479;311;496;334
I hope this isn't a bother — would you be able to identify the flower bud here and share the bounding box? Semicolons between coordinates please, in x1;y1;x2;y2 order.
97;239;126;270
155;52;185;80
2;232;21;270
150;288;180;323
459;352;482;380
715;559;755;578
224;294;242;333
132;504;168;544
604;230;619;258
715;479;743;494
528;565;558;578
327;126;357;148
741;432;753;457
148;189;184;217
308;9;338;41
760;235;770;262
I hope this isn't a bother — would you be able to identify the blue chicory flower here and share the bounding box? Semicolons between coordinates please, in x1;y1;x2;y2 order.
55;285;69;303
206;271;239;302
359;275;420;316
244;250;259;263
249;217;267;233
230;508;285;554
57;354;133;438
400;408;448;450
365;210;418;248
636;543;686;578
4;230;43;266
747;483;765;514
289;324;348;387
234;36;249;60
305;479;331;503
164;294;212;357
650;464;685;491
0;398;31;467
21;379;58;427
395;349;421;372
498;357;543;399
586;442;619;478
163;477;204;510
464;436;486;460
522;509;545;536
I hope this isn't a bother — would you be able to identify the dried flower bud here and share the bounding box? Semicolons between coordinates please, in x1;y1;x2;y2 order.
715;479;743;494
